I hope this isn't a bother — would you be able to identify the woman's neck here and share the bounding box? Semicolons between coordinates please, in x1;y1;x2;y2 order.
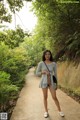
45;60;50;62
45;60;52;63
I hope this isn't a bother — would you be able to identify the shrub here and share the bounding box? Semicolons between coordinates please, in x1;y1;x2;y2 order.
0;71;19;111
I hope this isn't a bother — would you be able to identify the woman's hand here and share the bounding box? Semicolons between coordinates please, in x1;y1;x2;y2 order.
42;71;50;75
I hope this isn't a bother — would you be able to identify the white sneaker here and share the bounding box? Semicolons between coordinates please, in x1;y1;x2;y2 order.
58;111;65;117
44;112;49;118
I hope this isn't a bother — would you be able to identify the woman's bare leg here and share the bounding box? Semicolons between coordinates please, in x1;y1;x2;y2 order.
42;88;48;112
49;85;61;111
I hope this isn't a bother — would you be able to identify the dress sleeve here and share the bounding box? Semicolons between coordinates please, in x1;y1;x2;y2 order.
36;62;42;77
53;62;58;80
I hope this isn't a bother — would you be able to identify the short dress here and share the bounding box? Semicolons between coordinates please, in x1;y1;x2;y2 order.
36;61;58;90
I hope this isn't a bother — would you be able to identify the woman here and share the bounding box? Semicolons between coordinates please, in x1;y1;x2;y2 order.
36;50;64;118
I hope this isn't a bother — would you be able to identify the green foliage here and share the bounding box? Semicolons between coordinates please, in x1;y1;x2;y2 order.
22;35;45;65
0;71;18;111
7;0;32;12
0;2;11;23
7;0;23;12
59;85;80;103
0;26;31;111
0;71;10;85
74;87;80;96
0;0;32;24
32;0;80;62
0;26;30;48
65;32;80;60
0;42;29;86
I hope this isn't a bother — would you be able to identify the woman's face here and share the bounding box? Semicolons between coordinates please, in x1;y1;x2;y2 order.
45;52;51;60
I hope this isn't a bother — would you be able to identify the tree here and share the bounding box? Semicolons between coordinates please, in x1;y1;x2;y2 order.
0;0;32;23
32;0;80;62
0;2;11;23
0;26;30;48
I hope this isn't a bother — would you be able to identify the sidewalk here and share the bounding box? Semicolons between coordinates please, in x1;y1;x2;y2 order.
10;68;80;120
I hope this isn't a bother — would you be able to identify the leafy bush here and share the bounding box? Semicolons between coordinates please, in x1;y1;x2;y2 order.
0;71;19;111
0;42;29;87
74;87;80;96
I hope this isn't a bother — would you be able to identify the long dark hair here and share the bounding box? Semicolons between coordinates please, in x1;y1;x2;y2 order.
42;50;53;61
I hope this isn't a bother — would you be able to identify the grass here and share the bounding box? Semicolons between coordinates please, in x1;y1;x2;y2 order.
58;85;80;103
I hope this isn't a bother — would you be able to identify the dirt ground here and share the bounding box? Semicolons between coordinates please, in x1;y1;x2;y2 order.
10;68;80;120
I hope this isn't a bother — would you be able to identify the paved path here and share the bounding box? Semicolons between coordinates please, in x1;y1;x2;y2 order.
10;68;80;120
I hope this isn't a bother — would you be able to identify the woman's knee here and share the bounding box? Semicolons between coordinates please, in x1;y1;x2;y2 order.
42;88;48;100
52;96;57;101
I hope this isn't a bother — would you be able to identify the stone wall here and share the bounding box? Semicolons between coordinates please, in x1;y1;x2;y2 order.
57;61;80;91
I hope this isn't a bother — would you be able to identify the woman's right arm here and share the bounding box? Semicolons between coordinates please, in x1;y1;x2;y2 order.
36;62;42;77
